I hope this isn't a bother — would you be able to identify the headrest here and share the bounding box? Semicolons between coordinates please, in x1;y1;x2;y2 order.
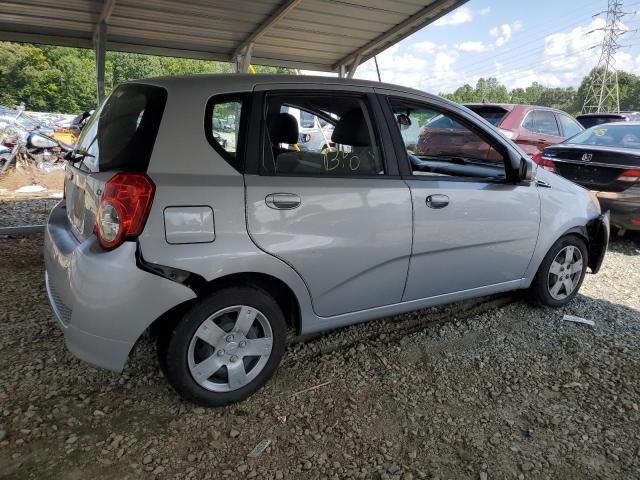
332;109;370;147
268;112;299;145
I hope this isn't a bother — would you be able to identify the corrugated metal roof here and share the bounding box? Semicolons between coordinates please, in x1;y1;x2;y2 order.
0;0;467;71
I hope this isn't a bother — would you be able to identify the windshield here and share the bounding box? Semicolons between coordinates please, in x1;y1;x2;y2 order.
566;124;640;150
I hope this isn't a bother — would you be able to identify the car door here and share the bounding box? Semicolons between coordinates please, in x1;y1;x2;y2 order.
244;85;413;317
380;91;540;301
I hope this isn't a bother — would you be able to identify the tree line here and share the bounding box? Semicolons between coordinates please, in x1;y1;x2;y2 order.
0;42;287;113
441;71;640;115
1;41;640;115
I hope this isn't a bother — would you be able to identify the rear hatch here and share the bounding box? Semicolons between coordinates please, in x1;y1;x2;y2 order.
544;144;640;191
65;83;167;241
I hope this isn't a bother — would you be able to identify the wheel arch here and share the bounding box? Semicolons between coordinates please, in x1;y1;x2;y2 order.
148;271;302;340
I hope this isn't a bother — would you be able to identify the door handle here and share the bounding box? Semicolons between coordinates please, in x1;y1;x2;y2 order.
265;193;301;210
426;194;449;209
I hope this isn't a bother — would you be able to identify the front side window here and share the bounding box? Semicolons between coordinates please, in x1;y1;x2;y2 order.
391;100;506;181
263;94;384;177
557;114;583;138
523;110;560;136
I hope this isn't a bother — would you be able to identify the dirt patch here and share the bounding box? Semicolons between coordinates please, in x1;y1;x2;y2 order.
0;162;64;200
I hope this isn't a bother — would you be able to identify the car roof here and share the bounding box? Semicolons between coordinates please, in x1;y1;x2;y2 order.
587;121;640;127
131;73;436;101
464;103;571;114
576;112;631;118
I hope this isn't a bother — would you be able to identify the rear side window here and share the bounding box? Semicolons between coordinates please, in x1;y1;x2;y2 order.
522;110;560;136
74;83;167;173
205;95;248;171
262;93;384;177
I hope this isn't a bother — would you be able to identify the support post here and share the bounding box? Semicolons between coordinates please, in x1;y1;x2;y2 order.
339;64;347;78
346;54;362;79
240;42;254;73
94;21;107;104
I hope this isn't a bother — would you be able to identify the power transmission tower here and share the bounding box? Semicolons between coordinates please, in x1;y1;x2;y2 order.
582;0;629;113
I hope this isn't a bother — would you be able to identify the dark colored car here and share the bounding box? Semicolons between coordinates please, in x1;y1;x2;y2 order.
575;111;640;129
463;104;584;159
541;122;640;232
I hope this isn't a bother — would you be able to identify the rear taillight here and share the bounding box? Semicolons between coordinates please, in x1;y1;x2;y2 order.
618;169;640;182
93;172;155;250
540;157;558;173
531;152;543;165
498;128;516;140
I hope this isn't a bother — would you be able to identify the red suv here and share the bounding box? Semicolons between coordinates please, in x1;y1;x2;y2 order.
464;104;584;161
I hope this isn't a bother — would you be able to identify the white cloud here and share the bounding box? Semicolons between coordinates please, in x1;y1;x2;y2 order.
457;41;488;53
411;41;437;54
485;21;523;48
350;14;640;95
433;6;473;26
433;5;492;26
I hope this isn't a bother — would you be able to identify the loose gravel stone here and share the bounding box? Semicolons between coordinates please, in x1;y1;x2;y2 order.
0;209;639;479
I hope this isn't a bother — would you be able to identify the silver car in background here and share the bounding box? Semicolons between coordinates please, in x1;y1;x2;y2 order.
45;75;609;406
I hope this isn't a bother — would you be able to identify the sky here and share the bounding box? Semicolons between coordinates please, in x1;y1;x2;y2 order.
347;0;640;94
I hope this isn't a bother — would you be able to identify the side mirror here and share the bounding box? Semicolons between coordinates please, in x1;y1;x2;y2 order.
519;156;534;182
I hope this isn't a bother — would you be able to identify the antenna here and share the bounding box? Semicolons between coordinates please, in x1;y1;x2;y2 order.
582;0;630;113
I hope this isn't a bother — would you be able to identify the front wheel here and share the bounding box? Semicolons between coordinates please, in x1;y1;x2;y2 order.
527;235;588;307
160;287;286;406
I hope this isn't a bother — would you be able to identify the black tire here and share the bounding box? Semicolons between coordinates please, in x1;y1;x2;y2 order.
160;286;286;406
527;235;588;307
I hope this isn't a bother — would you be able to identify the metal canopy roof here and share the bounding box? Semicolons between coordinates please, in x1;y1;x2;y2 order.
0;0;467;72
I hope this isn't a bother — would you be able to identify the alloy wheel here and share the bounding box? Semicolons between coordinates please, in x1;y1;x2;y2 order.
187;305;273;392
547;245;584;300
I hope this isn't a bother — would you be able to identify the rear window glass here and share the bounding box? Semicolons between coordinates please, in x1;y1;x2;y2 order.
466;106;509;127
73;83;167;173
567;124;640;149
577;115;624;129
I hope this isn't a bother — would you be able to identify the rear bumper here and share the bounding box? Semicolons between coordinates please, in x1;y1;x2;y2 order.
595;188;640;231
44;202;196;372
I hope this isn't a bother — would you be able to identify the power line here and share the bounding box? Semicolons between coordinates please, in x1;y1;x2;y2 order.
582;0;631;113
457;2;604;73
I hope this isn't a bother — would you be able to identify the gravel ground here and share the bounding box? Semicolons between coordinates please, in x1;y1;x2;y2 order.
1;221;639;479
0;199;60;227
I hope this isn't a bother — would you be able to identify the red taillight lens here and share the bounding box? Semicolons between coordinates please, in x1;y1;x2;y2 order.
539;157;557;173
93;172;155;250
618;169;640;182
531;152;543;165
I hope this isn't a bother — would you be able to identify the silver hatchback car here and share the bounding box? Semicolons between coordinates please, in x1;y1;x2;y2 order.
45;75;609;406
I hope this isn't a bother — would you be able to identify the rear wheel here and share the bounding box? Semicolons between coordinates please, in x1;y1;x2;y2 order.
528;235;588;307
160;287;286;406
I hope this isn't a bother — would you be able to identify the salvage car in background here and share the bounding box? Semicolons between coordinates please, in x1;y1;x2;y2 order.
576;111;640;129
541;122;640;233
462;104;584;160
45;75;609;407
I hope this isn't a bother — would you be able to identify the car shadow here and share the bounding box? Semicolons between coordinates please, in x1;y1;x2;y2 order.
608;232;640;256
